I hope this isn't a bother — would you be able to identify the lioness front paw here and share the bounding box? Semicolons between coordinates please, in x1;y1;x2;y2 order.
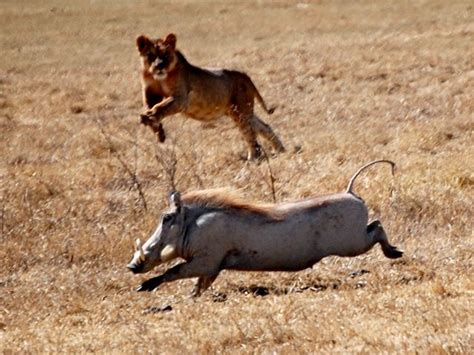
140;114;152;125
157;128;166;143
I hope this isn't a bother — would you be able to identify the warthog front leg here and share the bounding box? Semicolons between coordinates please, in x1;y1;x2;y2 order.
136;274;165;292
136;258;220;295
191;275;219;298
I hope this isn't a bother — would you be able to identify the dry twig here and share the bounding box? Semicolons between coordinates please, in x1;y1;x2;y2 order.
154;144;178;193
260;148;277;203
94;117;148;211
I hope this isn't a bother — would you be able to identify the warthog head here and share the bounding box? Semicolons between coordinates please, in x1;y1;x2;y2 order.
127;192;184;274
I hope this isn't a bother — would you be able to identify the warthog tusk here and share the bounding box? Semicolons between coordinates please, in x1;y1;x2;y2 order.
135;238;145;262
160;244;176;262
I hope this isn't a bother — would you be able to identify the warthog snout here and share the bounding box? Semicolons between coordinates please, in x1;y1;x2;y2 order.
127;192;184;278
127;238;147;274
127;262;144;274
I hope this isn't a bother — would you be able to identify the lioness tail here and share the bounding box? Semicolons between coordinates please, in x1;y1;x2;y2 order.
246;76;275;115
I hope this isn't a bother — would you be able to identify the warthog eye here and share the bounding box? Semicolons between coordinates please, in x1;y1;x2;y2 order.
162;213;174;223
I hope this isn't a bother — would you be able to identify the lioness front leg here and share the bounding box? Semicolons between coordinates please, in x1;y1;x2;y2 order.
140;97;181;142
140;115;166;142
143;90;166;142
141;96;182;120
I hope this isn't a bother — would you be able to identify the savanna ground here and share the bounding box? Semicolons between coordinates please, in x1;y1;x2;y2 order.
1;0;473;353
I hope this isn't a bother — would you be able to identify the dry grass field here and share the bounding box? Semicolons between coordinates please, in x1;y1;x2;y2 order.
1;0;473;353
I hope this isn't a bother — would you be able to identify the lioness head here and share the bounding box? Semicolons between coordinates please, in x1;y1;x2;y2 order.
136;33;178;80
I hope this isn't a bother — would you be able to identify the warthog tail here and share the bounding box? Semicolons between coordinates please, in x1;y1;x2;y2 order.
346;160;396;196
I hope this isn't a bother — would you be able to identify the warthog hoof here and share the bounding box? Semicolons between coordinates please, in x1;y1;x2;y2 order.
136;277;162;292
136;283;155;292
384;245;404;259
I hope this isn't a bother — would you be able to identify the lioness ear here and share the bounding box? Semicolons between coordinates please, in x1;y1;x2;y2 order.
136;35;152;54
168;191;181;210
164;33;177;49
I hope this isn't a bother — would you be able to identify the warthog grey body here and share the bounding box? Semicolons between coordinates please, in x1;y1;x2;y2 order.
127;160;403;296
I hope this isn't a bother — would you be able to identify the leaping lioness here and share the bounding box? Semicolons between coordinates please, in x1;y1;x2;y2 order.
136;33;285;160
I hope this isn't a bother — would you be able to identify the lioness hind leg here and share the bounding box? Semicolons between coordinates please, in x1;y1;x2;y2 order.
367;220;403;259
251;115;285;153
230;112;262;160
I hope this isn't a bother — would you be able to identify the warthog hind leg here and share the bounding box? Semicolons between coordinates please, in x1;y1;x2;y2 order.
367;220;403;259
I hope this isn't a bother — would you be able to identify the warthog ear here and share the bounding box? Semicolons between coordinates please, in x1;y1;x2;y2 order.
136;35;152;54
164;33;177;50
168;191;181;210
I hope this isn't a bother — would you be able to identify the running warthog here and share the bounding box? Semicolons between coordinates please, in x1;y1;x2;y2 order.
127;160;403;296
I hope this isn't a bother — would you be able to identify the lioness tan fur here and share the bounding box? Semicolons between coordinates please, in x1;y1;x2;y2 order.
136;33;285;160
